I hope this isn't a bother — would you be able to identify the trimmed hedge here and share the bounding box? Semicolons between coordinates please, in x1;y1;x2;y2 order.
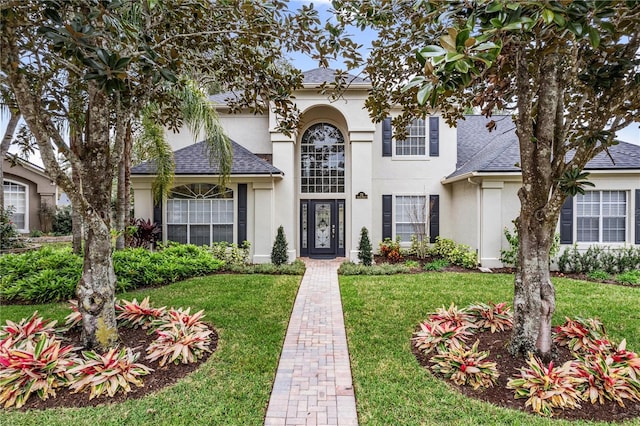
1;245;224;304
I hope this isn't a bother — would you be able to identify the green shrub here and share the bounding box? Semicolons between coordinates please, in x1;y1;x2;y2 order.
587;270;610;281
338;261;410;275
409;234;429;259
209;241;251;267
1;207;22;250
1;245;224;304
271;225;289;266
224;259;306;275
500;225;560;267
404;260;420;269
52;205;73;235
29;230;43;238
423;259;450;271
615;270;640;285
430;237;478;269
558;244;640;274
357;227;373;266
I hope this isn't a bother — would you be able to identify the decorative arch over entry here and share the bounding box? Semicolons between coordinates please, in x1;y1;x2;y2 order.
300;123;345;194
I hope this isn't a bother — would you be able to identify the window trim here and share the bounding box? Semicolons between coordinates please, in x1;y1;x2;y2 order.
392;118;429;160
2;179;29;233
164;184;235;245
575;190;628;244
393;194;427;245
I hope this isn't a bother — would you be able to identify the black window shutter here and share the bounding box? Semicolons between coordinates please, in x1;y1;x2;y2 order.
560;196;573;244
382;117;392;157
429;195;440;243
382;195;392;239
237;184;247;244
429;117;439;157
153;202;163;243
635;190;640;244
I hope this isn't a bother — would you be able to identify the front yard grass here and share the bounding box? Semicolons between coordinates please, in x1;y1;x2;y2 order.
0;273;300;426
340;272;640;426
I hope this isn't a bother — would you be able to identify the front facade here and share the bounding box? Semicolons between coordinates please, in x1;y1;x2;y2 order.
131;69;640;266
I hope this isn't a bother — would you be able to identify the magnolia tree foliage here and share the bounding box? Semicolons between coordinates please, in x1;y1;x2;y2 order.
0;0;356;350
333;0;639;358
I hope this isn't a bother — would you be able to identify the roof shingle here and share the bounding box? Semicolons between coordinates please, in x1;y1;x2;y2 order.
131;140;282;176
449;115;640;179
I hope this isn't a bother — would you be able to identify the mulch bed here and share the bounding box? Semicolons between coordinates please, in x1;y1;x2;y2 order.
12;326;218;411
412;329;640;422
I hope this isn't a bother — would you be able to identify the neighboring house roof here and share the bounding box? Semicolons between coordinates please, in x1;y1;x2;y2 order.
131;140;283;176
446;115;640;181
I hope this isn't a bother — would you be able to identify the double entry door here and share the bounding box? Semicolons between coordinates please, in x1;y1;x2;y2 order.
300;199;345;258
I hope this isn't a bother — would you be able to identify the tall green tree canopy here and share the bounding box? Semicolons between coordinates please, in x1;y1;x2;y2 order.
0;0;355;350
333;0;639;358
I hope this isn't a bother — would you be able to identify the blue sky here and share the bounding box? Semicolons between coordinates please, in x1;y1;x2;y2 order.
289;1;638;145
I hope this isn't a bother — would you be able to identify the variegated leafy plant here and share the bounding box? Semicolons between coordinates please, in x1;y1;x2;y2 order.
146;319;212;366
67;348;152;400
0;335;78;408
553;316;612;354
467;302;513;333
413;320;475;356
116;296;166;329
431;340;498;390
507;354;584;417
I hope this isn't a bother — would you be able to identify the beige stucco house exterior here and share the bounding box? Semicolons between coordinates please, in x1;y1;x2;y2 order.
131;69;640;266
3;154;58;234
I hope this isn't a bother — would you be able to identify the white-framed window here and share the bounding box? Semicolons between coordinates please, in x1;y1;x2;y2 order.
395;119;426;156
166;184;233;245
576;190;627;243
395;195;426;242
3;180;27;231
300;123;346;194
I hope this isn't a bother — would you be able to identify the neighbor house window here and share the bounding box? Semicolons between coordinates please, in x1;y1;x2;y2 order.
395;195;426;242
3;180;27;231
166;184;233;245
576;190;626;243
301;123;345;193
395;119;426;156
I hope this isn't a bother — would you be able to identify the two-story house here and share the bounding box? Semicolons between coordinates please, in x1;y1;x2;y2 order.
131;69;640;267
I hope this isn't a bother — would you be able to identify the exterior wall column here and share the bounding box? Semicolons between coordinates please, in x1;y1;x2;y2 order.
252;181;275;263
131;181;154;221
480;181;504;268
271;131;297;262
349;130;375;262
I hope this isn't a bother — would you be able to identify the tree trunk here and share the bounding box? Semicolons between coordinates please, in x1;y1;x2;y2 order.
77;218;118;349
115;149;126;250
75;84;119;350
123;123;132;248
510;214;556;360
70;133;83;254
0;112;20;212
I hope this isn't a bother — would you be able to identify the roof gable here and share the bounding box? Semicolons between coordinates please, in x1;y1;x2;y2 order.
131;140;282;176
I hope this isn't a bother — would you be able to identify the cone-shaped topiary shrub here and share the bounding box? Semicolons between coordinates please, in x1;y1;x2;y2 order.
358;227;373;266
271;225;289;266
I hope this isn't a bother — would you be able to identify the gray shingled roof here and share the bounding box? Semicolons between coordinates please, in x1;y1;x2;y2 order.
448;115;640;180
208;68;367;105
301;68;368;85
131;140;282;176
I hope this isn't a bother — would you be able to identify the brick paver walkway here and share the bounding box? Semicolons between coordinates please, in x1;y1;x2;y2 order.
264;258;358;426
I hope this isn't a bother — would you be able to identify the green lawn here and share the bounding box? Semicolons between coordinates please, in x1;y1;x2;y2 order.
340;272;640;426
0;273;301;426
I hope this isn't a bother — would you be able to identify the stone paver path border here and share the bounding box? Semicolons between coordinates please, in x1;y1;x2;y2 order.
264;258;358;426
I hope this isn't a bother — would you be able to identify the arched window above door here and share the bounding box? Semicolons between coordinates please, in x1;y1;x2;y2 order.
300;123;345;193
